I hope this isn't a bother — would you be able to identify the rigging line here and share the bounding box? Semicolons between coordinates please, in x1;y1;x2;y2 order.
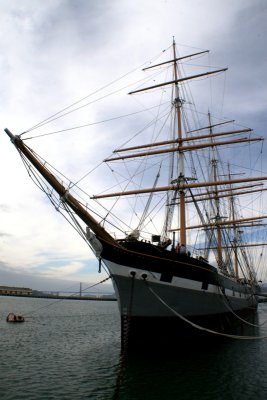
219;69;227;118
242;193;266;213
59;103;170;191
113;106;171;152
98;164;130;229
142;195;167;234
99;165;161;233
131;70;171;214
71;105;171;197
138;164;162;230
174;42;208;52
78;276;112;293
59;201;89;241
237;244;251;279
22;155;90;243
107;160;158;232
183;105;251;129
144;279;267;340
101;262;111;278
54;175;130;238
71;161;104;188
187;184;217;252
100;163;143;233
241;246;257;282
104;108;172;203
252;142;264;172
22;145;96;208
20;50;168;136
20;148;127;236
22;73;158;136
74;169;138;233
29;147;76;188
126;106;171;228
92;197;134;235
20;152;53;196
219;286;267;328
21;77;146;135
23;276;112;317
24;152;89;213
96;156;171;228
101;159;160;193
23;102;169;140
182;62;225;69
181;85;210;183
191;148;267;176
208;51;214;115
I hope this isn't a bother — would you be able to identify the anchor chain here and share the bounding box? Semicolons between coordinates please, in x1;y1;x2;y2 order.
112;271;136;399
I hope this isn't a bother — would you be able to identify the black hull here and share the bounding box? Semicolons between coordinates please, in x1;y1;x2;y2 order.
91;236;259;349
102;239;219;286
121;307;258;352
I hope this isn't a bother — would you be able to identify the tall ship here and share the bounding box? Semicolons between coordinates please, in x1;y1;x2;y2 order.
4;40;267;348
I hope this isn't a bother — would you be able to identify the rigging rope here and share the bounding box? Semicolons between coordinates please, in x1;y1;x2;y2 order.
20;49;169;136
20;150;130;238
23;103;169;140
22;276;112;318
217;284;267;328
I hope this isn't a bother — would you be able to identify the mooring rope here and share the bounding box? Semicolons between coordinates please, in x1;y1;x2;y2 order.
144;279;267;340
22;276;112;318
217;285;267;328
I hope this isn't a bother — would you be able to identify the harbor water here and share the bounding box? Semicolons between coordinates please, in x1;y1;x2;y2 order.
1;296;267;399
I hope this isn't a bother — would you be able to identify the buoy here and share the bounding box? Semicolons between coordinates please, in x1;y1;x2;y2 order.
6;313;25;323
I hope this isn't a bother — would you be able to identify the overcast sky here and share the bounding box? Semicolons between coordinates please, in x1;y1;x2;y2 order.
0;0;266;292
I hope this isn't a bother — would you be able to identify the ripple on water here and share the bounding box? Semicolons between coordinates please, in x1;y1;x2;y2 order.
0;297;121;400
1;298;267;400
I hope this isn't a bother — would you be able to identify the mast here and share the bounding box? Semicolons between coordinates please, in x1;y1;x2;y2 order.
208;112;223;268
172;38;186;246
127;42;228;246
228;164;239;277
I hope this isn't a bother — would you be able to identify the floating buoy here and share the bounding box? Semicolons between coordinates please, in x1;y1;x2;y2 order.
6;313;25;323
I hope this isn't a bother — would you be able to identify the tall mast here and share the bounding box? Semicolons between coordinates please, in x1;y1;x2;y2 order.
172;38;186;246
127;42;224;245
209;112;223;268
228;163;239;277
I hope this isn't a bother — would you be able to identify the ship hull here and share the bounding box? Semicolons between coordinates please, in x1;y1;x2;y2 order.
107;260;256;317
120;308;258;351
89;236;258;349
102;256;257;349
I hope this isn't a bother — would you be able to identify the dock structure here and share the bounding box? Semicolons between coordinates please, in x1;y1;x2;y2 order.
0;285;32;296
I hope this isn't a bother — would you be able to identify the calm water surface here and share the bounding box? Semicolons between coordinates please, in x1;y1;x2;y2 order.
1;296;267;399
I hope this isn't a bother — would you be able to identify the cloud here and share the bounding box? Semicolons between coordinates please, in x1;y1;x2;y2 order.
0;0;266;289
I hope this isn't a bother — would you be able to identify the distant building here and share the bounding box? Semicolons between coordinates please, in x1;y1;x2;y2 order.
0;285;32;296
